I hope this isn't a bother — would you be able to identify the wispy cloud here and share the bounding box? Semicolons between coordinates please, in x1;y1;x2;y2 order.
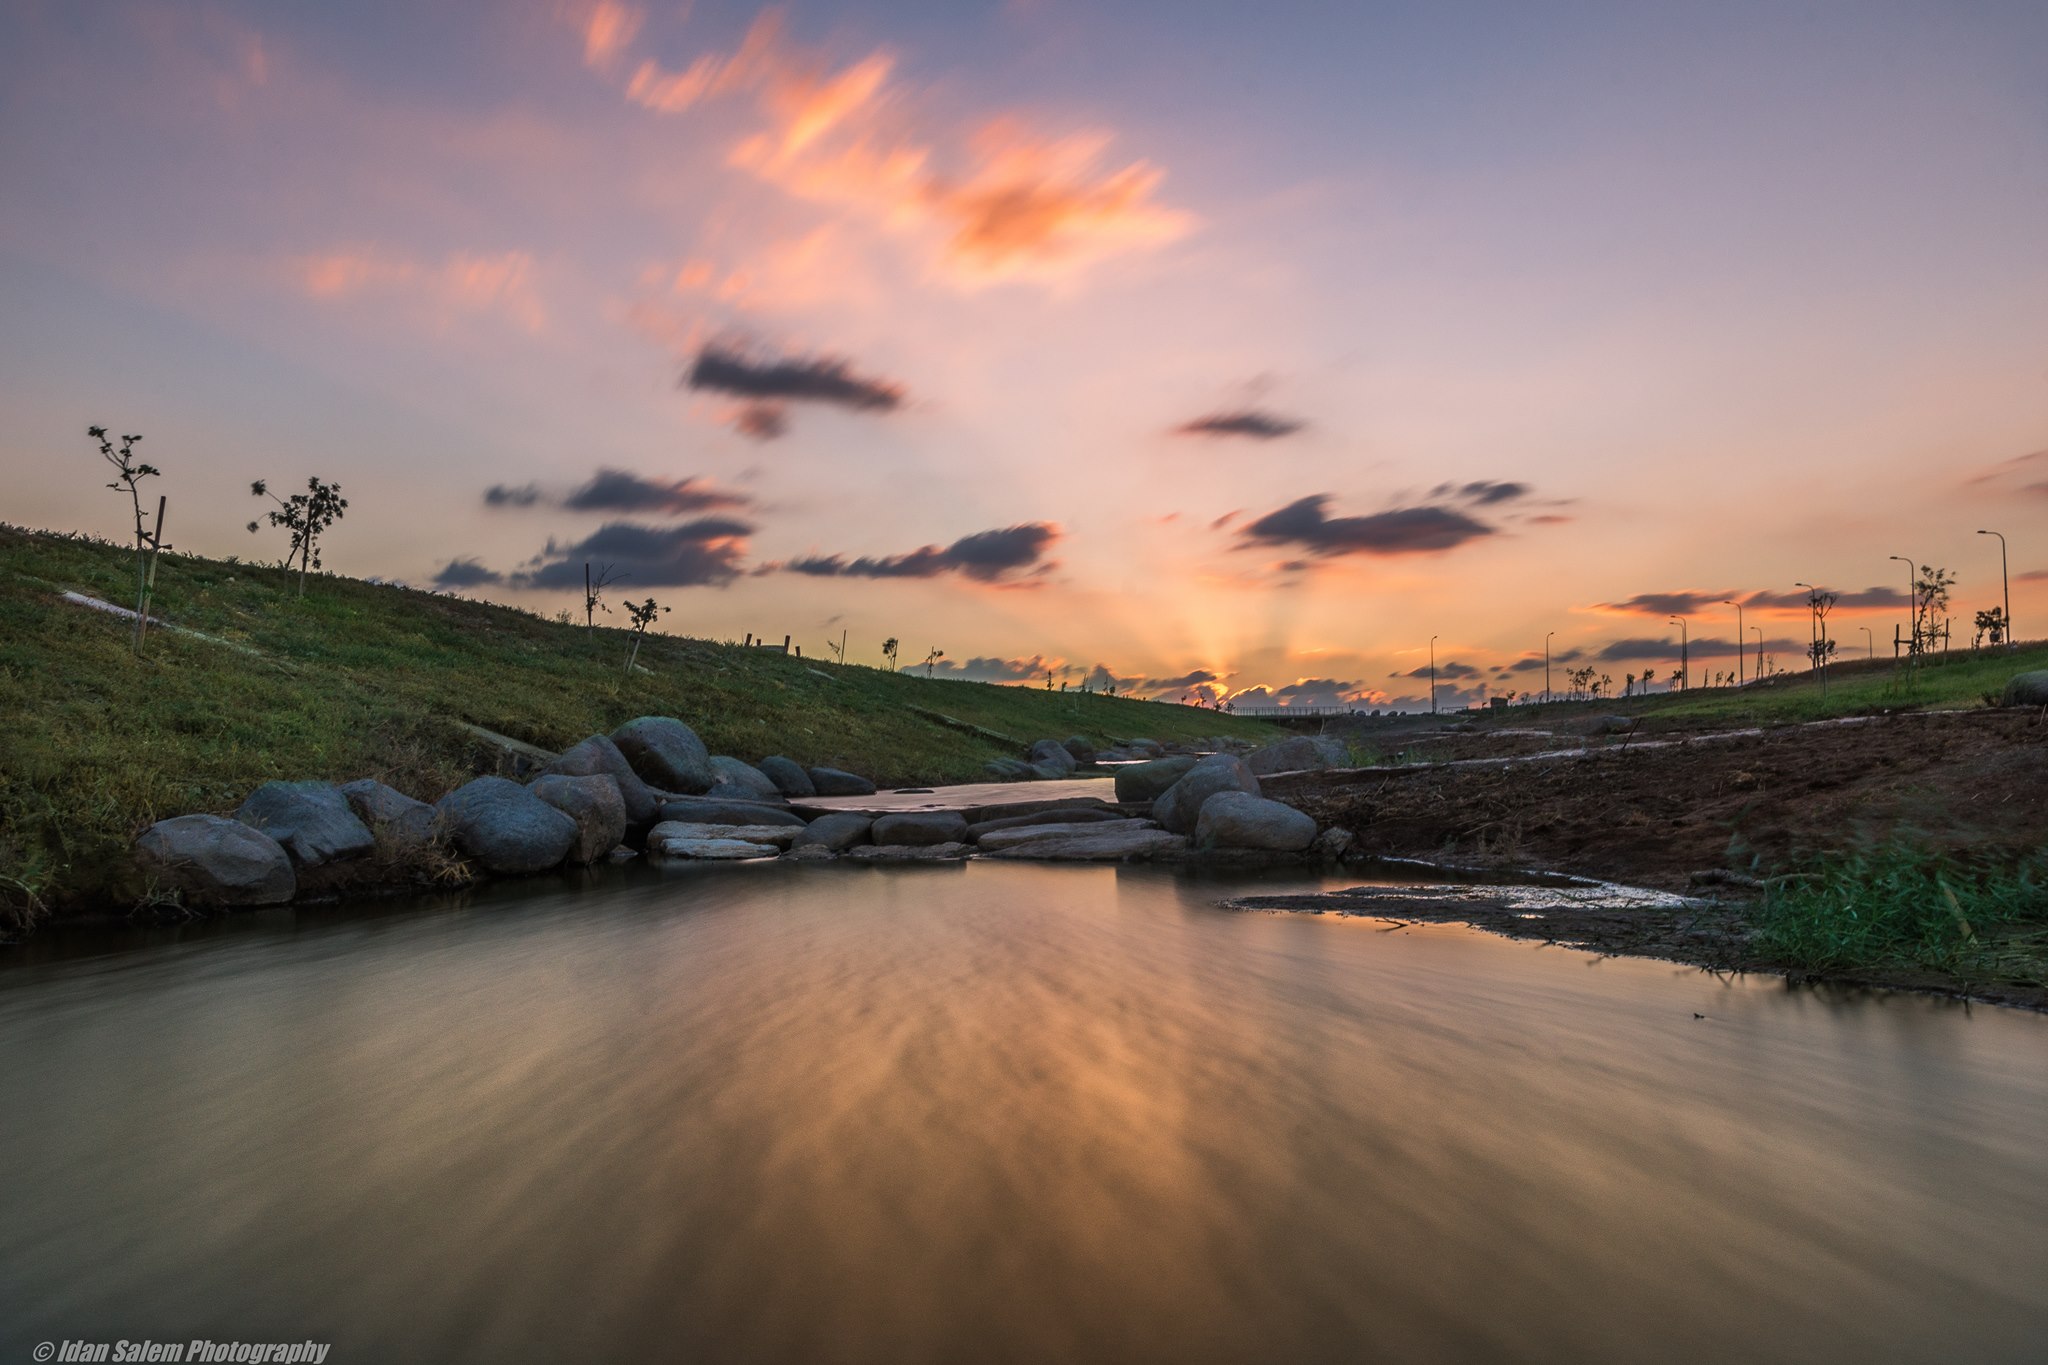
295;248;546;332
686;342;905;411
1239;493;1498;558
1175;409;1304;440
778;522;1059;584
512;518;756;589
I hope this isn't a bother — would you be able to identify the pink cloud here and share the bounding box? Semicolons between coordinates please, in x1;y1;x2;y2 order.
295;249;546;333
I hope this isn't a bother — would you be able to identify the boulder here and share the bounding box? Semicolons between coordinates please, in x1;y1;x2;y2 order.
647;820;802;850
1028;739;1077;776
1061;735;1095;762
1195;792;1317;851
134;814;296;907
966;806;1129;841
1114;755;1198;803
809;767;878;796
1152;755;1261;835
529;773;629;863
610;717;715;794
2002;671;2048;707
1311;827;1358;860
976;819;1152;851
338;779;439;853
847;842;973;863
655;796;808;829
1029;762;1073;780
1243;735;1348;776
794;812;874;852
541;736;662;835
1124;738;1164;757
436;777;578;875
982;758;1035;782
983;826;1188;861
756;755;818;799
651;837;782;861
235;780;376;868
870;811;971;846
708;756;784;802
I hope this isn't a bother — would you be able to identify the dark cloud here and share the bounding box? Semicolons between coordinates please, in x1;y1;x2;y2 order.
562;468;751;515
511;518;754;590
1501;648;1585;673
2017;568;2048;583
782;523;1059;584
1594;635;1806;663
1240;494;1495;557
433;557;504;588
483;483;541;508
1458;480;1529;505
1602;586;1909;615
924;654;1066;683
1140;668;1218;693
1175;410;1304;440
1597;589;1742;616
1392;661;1480;680
735;403;789;442
1741;586;1908;611
686;344;905;412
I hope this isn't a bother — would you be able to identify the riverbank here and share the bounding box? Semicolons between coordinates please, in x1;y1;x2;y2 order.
0;526;1278;921
1264;707;2048;1009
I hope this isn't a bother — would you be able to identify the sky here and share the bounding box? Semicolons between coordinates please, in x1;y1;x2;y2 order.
2;0;2044;709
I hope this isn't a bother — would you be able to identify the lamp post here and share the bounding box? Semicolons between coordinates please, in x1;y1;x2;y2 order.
1860;625;1873;660
1724;598;1744;686
1978;529;2010;647
1429;635;1439;715
1544;630;1554;705
1889;554;1915;657
1669;616;1687;690
1751;625;1763;679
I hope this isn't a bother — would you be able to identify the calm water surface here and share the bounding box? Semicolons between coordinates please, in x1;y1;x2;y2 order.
2;862;2044;1364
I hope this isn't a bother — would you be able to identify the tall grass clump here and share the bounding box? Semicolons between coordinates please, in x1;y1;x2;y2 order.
1757;847;2048;982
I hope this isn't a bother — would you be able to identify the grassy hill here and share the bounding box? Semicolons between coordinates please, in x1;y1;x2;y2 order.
0;526;1280;919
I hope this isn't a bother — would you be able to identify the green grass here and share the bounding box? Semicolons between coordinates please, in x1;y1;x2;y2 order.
1755;847;2048;988
1497;643;2048;730
0;526;1280;919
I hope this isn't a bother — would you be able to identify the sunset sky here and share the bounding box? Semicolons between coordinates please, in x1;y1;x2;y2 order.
4;0;2044;708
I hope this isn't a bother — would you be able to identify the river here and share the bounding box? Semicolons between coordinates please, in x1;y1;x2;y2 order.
2;861;2044;1363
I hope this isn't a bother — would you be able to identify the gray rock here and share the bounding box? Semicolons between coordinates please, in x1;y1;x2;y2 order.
2002;670;2048;706
982;758;1035;781
809;767;878;796
1244;735;1348;776
436;777;578;875
1061;735;1095;762
338;779;439;853
655;796;808;828
794;811;874;852
976;819;1152;851
1123;738;1164;757
983;826;1188;861
1028;739;1078;776
541;736;661;835
1029;762;1072;780
703;780;783;804
1114;755;1198;803
647;820;802;850
610;717;715;794
708;756;784;802
235;781;376;868
847;842;973;863
756;755;818;799
530;773;629;863
871;811;971;846
651;836;782;861
966;806;1127;841
1195;792;1318;851
1310;826;1357;860
1152;755;1261;835
134;814;296;907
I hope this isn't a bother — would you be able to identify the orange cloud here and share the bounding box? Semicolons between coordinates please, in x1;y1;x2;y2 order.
295;249;546;332
607;9;1192;287
577;1;644;69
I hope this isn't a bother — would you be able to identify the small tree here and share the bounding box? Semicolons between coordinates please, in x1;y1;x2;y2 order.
1974;606;2008;649
881;637;900;671
585;562;625;635
922;646;944;677
1642;668;1658;693
87;425;160;553
624;597;667;673
1910;566;1954;657
249;476;347;598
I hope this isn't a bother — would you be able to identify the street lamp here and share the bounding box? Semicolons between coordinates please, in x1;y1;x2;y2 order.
1429;635;1439;715
1669;616;1687;690
1545;630;1555;705
1860;625;1873;660
1724;598;1744;686
1751;625;1763;679
1889;554;1915;657
1979;529;2010;647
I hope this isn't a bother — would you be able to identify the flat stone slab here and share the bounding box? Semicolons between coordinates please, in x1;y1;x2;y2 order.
647;821;802;850
651;837;783;860
846;842;973;863
974;819;1152;851
982;827;1188;861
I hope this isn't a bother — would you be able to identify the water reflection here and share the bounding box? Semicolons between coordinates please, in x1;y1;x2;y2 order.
2;863;2044;1363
